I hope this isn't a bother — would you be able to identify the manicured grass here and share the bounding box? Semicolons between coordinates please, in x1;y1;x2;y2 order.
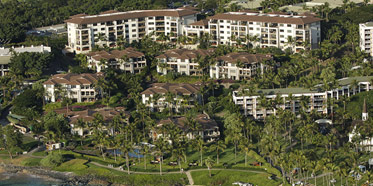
20;157;41;166
32;151;47;157
22;135;38;152
54;159;88;172
191;170;281;186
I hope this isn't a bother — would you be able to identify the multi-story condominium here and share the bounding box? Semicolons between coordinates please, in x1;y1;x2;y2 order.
151;114;220;142
43;73;102;103
359;22;373;57
141;83;201;112
185;11;321;52
156;48;214;75
65;8;198;54
233;76;373;119
87;47;146;73
210;52;272;80
53;107;129;136
0;45;51;76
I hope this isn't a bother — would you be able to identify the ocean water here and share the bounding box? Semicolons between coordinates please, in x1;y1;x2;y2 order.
0;173;61;186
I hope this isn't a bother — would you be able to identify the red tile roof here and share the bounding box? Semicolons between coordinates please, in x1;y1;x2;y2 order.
65;9;198;25
141;83;201;95
209;12;321;24
87;48;144;61
43;73;102;85
217;52;272;64
156;48;214;60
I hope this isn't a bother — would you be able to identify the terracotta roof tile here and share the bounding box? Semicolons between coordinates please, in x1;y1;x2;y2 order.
217;52;272;64
141;83;201;95
43;73;102;86
65;9;198;25
209;12;321;25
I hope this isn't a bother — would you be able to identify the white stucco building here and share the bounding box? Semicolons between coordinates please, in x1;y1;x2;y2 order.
87;47;146;73
360;22;373;57
0;45;51;76
65;8;198;53
210;52;272;80
43;73;102;103
184;11;322;52
233;76;373;119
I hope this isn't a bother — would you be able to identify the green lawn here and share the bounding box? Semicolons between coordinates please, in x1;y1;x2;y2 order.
191;170;281;186
54;159;88;172
22;135;39;152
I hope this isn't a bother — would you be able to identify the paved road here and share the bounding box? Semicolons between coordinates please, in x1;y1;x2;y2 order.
91;162;266;185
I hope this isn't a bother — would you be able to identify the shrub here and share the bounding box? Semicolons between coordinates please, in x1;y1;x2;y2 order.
40;153;65;168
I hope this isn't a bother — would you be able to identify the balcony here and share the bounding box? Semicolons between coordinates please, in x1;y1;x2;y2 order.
155;16;164;21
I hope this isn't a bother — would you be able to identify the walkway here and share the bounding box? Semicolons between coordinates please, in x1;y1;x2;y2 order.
91;162;265;186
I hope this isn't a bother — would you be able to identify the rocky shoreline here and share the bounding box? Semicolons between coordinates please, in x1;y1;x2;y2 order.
0;163;115;186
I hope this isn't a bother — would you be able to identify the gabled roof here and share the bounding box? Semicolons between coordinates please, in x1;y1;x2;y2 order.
87;48;144;61
53;107;128;124
157;114;218;132
141;83;201;95
189;19;209;26
209;12;321;25
43;73;102;85
65;8;198;25
217;52;272;64
156;48;214;60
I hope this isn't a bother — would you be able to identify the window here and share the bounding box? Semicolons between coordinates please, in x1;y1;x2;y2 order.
71;85;76;88
287;24;291;27
280;29;284;32
101;28;105;31
220;20;224;23
220;25;224;28
132;34;136;37
148;22;154;25
93;23;97;26
279;24;284;26
132;29;136;32
249;22;253;25
287;30;292;33
220;31;224;34
249;27;253;30
101;22;105;25
132;24;136;27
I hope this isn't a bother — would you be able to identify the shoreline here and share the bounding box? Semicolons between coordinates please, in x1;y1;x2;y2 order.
0;163;112;186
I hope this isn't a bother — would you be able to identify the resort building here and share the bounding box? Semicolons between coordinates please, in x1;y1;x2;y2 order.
151;114;220;142
87;47;146;73
185;11;321;52
141;83;201;112
359;22;373;57
43;73;102;103
0;45;51;76
53;107;128;136
156;48;214;75
233;76;373;119
210;52;273;80
65;8;198;53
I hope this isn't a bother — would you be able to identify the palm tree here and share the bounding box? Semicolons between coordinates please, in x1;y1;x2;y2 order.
165;91;175;116
286;36;296;51
238;138;252;167
142;144;150;170
75;118;86;146
121;140;133;175
92;128;108;160
194;136;206;166
205;157;215;177
155;137;169;175
209;140;226;165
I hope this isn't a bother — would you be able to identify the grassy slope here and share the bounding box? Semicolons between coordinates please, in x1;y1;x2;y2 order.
191;170;281;186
